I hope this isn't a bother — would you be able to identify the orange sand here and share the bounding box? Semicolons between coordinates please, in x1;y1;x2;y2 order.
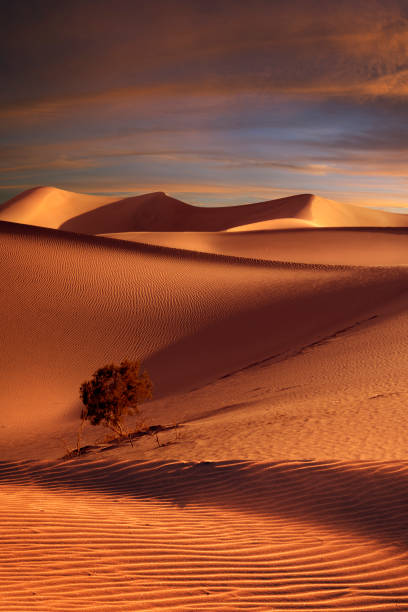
2;459;408;610
0;187;407;610
2;187;408;232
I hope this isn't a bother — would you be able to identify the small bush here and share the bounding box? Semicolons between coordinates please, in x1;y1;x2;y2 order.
80;359;153;439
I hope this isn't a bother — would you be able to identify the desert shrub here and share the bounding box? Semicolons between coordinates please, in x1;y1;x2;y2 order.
79;359;153;438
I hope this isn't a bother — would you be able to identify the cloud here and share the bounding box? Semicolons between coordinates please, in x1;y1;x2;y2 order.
3;114;408;186
2;0;408;116
2;1;408;209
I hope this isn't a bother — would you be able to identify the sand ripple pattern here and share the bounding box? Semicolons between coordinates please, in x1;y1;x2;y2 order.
1;220;408;452
1;459;408;610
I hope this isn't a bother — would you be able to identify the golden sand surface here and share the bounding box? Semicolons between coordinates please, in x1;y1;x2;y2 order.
0;188;407;610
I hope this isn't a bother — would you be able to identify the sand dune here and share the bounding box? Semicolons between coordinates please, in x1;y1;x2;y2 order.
1;186;408;610
139;290;408;462
102;227;408;266
0;186;117;229
1;458;408;610
1;218;407;461
1;187;408;233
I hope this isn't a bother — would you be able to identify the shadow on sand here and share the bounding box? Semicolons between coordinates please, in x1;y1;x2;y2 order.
1;458;408;549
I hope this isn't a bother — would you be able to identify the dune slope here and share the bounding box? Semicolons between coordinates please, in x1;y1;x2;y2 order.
0;219;407;460
102;227;408;266
0;186;116;229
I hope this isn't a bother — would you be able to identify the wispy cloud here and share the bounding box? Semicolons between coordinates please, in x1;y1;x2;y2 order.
2;0;408;114
2;1;408;208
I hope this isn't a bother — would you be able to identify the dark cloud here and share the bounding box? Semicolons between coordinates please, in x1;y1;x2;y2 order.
325;129;408;152
2;0;408;109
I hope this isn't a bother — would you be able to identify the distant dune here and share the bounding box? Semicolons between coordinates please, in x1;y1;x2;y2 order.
1;186;408;610
1;186;408;233
0;186;117;229
101;228;408;266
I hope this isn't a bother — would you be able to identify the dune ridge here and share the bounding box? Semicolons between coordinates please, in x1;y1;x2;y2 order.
101;227;408;266
0;186;117;230
1;218;407;461
1;187;408;234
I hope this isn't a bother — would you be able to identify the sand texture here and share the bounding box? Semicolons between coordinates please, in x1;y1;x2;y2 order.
0;188;407;610
2;459;408;610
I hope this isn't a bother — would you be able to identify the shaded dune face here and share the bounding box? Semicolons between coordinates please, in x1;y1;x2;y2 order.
62;191;334;234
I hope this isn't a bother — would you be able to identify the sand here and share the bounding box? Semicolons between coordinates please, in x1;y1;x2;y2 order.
2;186;408;232
0;188;407;610
101;228;408;265
2;459;408;610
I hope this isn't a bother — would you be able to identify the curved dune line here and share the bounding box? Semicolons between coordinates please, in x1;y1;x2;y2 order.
102;227;408;266
226;217;319;230
1;218;407;462
0;460;408;609
1;187;407;233
7;217;408;271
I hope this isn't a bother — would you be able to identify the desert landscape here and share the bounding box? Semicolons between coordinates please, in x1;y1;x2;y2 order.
0;186;407;609
3;1;408;608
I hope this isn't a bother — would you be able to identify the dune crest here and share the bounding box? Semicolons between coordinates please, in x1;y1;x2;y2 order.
101;227;408;265
226;217;318;230
1;188;407;233
0;186;116;229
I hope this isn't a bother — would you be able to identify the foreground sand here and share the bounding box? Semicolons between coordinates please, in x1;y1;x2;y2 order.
2;459;408;610
0;188;407;610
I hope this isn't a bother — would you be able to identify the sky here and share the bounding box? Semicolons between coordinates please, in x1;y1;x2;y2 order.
1;0;408;208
